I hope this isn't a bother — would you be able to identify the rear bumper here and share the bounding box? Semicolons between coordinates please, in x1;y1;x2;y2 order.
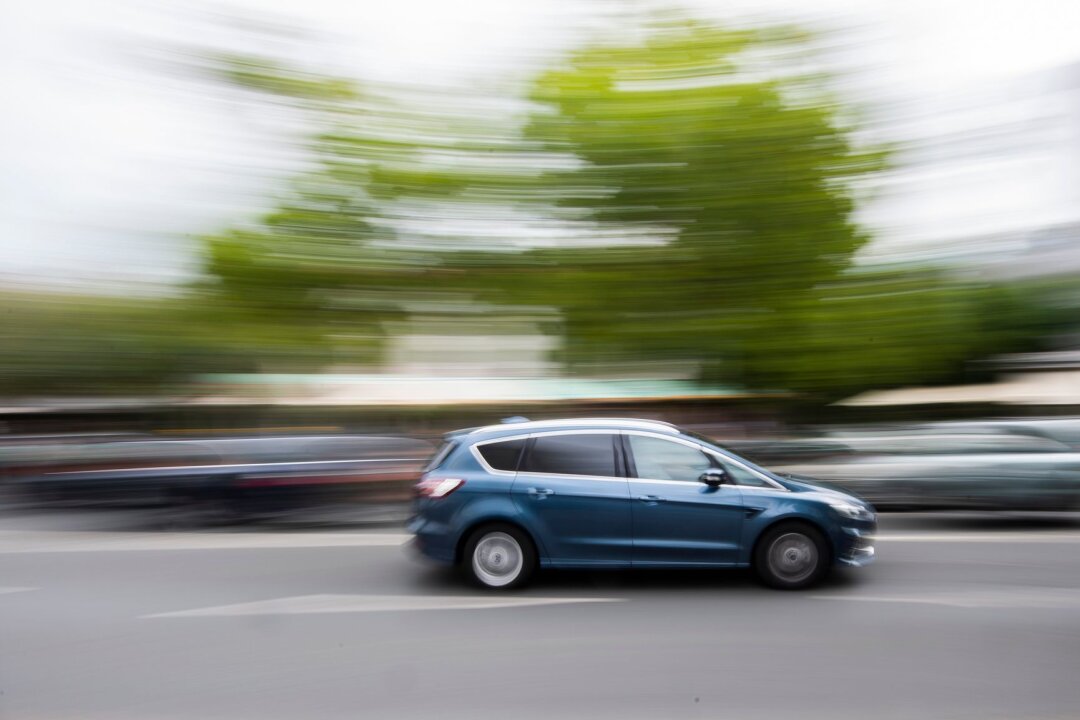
406;516;457;566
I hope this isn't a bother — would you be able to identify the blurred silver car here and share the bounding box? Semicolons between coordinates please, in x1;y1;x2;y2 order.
771;430;1080;511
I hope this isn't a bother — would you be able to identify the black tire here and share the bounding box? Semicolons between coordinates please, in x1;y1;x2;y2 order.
461;523;537;590
754;522;830;590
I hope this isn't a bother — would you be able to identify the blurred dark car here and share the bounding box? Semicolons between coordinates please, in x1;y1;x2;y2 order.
4;434;433;520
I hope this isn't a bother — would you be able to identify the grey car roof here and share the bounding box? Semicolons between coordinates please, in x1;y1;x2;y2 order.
452;417;680;442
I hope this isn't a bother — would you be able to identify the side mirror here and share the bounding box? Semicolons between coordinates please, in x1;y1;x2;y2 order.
699;469;730;487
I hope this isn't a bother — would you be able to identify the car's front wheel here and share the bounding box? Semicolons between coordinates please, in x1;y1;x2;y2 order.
463;524;537;590
754;523;829;590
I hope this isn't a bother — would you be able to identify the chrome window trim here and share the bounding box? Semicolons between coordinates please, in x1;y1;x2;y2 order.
621;430;788;490
468;427;785;489
470;435;532;476
626;477;730;488
512;471;628;484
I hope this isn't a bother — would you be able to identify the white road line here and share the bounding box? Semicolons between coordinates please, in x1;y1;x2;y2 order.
0;531;410;554
143;594;623;618
813;588;1080;609
876;532;1080;543
0;586;38;595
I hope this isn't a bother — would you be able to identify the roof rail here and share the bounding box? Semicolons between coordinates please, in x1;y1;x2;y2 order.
468;417;679;435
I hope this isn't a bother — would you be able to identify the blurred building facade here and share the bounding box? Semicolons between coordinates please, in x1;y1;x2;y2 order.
862;62;1080;272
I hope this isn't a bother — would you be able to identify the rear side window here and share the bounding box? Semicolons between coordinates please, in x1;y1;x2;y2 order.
521;433;617;477
476;438;526;472
424;440;458;472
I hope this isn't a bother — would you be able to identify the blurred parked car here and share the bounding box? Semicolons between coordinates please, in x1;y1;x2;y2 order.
928;418;1080;449
772;430;1080;511
4;434;433;520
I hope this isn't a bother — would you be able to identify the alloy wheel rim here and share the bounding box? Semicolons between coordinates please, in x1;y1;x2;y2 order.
472;532;524;587
768;532;818;583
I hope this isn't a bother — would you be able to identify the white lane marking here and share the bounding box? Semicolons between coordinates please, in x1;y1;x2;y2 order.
143;594;623;618
0;587;38;595
0;531;410;554
876;532;1080;543
813;588;1080;609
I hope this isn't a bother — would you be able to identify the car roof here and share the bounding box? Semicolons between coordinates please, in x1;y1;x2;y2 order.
451;417;680;442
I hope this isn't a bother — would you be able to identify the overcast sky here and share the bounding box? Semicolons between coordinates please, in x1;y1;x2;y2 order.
3;0;1080;291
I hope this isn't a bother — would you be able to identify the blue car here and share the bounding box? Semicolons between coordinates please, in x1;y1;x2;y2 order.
409;418;875;589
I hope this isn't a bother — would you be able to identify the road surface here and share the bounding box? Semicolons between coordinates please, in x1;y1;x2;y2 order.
2;512;1080;719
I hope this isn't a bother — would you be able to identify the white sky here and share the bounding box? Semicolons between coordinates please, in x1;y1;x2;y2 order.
3;0;1080;290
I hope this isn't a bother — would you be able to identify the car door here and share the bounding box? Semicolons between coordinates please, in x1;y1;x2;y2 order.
624;432;746;566
510;431;632;567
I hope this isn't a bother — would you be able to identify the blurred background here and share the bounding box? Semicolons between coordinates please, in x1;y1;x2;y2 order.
8;4;1080;720
5;0;1080;521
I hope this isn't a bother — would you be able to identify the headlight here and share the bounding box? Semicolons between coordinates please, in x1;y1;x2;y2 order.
829;501;875;521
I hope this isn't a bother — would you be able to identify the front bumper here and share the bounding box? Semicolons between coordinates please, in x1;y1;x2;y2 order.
836;524;876;567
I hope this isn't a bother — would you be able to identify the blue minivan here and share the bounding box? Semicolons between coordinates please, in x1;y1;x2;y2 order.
409;418;875;589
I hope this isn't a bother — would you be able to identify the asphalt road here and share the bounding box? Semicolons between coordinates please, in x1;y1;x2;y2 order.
3;513;1080;720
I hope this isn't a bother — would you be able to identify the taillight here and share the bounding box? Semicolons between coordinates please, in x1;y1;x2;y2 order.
415;477;465;499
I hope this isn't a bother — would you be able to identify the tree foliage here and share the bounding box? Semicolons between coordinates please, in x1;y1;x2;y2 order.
1;16;1064;404
481;19;1065;402
191;17;1064;404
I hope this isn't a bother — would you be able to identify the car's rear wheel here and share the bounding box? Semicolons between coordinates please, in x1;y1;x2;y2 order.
755;523;829;590
463;524;536;590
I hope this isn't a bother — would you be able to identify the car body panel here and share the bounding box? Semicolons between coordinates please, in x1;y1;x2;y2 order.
410;419;876;572
510;471;634;567
629;481;745;566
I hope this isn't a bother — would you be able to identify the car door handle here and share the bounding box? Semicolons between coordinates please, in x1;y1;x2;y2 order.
527;487;554;498
637;495;664;504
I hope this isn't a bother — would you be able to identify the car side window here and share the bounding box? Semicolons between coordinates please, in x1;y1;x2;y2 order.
476;438;526;472
521;433;617;477
628;435;713;482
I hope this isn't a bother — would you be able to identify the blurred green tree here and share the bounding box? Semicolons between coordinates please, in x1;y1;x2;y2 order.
0;18;1068;403
195;54;550;368
197;55;398;367
0;292;210;396
190;20;1057;405
514;21;877;396
489;18;1056;402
